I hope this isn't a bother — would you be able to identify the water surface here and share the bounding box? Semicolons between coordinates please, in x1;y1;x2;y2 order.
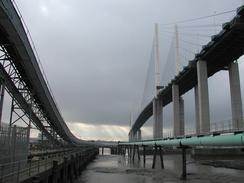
76;151;244;183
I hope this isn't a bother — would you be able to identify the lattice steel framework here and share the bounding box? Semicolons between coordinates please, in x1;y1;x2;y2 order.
0;44;63;146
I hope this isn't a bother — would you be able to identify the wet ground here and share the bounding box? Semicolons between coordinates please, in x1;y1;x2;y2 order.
75;151;244;183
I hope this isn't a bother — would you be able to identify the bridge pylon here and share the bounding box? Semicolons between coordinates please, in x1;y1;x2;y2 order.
197;60;210;133
153;97;163;139
229;62;243;130
172;24;185;137
152;23;163;139
172;83;185;137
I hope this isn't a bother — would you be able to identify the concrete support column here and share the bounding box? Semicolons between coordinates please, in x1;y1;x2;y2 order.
229;62;243;130
179;97;185;135
137;129;141;141
130;132;134;141
172;84;184;136
153;98;163;139
128;132;132;141
172;84;180;136
194;85;200;135
197;60;210;133
132;132;136;141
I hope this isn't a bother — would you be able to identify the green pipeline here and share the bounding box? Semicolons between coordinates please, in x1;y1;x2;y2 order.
119;132;244;147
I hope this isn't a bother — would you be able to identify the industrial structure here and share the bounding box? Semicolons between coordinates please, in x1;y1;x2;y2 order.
0;0;244;182
124;5;244;180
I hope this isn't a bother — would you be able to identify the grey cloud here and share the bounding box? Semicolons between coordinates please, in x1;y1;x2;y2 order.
8;0;243;130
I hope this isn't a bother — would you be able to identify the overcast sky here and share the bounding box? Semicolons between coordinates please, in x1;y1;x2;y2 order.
4;0;244;140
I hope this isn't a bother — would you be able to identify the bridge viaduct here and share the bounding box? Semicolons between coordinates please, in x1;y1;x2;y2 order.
0;0;244;182
129;5;244;140
119;5;244;180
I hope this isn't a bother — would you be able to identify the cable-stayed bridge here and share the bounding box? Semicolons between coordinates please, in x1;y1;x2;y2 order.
120;4;244;180
0;0;244;182
129;6;244;140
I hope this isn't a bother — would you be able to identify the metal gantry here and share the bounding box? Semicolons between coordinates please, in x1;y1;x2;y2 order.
0;44;62;146
0;0;95;147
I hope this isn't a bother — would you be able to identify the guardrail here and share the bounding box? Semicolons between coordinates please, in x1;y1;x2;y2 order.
167;118;243;137
0;147;97;183
139;118;244;140
0;156;62;183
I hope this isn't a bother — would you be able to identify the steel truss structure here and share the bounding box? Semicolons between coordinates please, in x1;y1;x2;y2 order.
0;45;63;146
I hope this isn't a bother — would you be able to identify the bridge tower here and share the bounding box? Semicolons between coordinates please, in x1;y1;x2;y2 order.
128;112;133;141
153;23;163;139
196;60;210;133
194;85;200;134
129;112;141;141
194;59;243;134
229;62;243;130
172;24;185;137
137;129;141;140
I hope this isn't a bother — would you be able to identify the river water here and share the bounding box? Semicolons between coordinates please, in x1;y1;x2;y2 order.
75;149;244;183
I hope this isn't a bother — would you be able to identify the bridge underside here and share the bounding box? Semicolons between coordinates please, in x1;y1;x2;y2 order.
0;0;89;146
131;7;244;135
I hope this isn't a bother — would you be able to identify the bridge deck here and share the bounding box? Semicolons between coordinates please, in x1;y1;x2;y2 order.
131;6;244;134
0;0;85;145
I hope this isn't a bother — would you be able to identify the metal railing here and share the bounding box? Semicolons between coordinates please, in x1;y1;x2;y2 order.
0;153;65;183
139;118;244;140
0;147;97;183
134;119;244;142
211;120;234;132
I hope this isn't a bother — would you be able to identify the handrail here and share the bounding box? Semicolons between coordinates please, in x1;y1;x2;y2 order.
0;147;97;182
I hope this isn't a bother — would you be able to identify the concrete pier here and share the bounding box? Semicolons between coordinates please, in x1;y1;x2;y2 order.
194;85;200;135
197;60;210;133
172;84;180;137
172;84;184;136
229;62;243;130
179;97;184;136
137;129;141;141
153;98;163;139
133;132;137;141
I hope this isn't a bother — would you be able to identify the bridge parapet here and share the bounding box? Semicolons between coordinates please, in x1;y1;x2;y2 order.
0;147;98;183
